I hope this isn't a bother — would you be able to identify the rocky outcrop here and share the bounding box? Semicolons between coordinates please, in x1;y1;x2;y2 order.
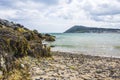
0;18;55;79
44;34;55;42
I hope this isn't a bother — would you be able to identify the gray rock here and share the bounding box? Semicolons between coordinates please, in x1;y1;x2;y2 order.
0;55;6;71
0;71;3;75
51;78;56;80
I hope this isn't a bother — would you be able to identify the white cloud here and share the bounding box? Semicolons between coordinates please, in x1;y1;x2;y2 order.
0;9;17;19
0;0;120;32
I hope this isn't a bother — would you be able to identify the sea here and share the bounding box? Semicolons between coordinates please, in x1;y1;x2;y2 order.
45;33;120;58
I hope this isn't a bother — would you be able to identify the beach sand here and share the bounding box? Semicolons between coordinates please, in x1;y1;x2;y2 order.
29;51;120;80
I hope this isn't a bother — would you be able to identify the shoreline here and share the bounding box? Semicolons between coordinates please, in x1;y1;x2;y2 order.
52;51;120;59
30;51;120;80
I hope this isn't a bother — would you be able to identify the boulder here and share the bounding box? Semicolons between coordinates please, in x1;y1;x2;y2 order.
45;36;55;41
44;34;55;41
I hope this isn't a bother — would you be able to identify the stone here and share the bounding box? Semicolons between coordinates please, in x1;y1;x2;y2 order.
45;36;55;42
20;64;25;68
44;34;55;42
51;78;56;80
0;71;3;75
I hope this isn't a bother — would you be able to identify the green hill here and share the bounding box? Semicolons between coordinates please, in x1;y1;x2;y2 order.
65;25;120;33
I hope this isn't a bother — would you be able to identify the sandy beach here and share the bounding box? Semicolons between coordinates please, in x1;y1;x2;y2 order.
28;51;120;80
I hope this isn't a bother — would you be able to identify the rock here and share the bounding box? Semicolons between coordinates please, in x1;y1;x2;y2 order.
45;34;51;36
23;32;35;41
51;78;56;80
0;71;3;76
39;77;43;79
38;33;43;38
20;64;25;69
33;29;39;34
45;36;55;42
35;79;41;80
44;34;55;42
16;23;24;28
50;45;55;47
0;55;6;71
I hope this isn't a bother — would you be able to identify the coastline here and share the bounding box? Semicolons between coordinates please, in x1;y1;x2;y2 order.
30;51;120;80
51;50;120;58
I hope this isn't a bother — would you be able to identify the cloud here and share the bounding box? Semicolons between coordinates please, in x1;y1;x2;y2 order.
0;9;18;19
81;0;120;23
0;0;120;32
82;0;120;15
35;0;58;5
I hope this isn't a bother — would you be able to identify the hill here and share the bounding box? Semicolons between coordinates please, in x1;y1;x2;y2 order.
65;25;120;33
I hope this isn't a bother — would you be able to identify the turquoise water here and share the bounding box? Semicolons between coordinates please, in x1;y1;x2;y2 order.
47;33;120;58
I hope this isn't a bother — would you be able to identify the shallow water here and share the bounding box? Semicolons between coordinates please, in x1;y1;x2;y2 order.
47;33;120;58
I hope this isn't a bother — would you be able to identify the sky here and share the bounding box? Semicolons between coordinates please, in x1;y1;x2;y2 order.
0;0;120;33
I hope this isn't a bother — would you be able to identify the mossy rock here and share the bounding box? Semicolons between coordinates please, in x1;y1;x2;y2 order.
33;29;38;34
0;19;53;79
23;31;42;42
0;28;30;73
14;27;27;33
45;36;55;41
0;28;30;57
28;41;51;57
44;34;55;41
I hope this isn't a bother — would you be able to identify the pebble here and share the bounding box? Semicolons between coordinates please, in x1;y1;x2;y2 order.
20;64;25;68
51;78;56;80
28;52;120;80
0;71;3;75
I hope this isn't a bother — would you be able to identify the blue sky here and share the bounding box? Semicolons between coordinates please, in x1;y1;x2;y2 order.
0;0;120;33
